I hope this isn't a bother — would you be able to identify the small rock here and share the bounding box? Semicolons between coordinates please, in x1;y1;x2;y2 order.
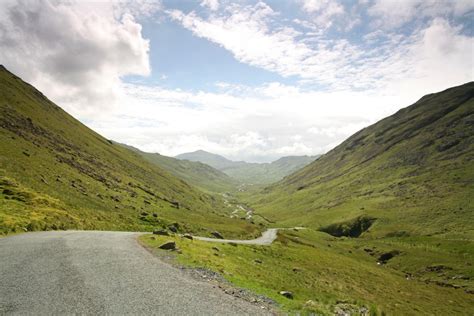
279;291;293;299
182;233;193;240
168;223;180;233
212;246;220;252
158;241;176;250
211;231;224;239
254;259;262;264
292;267;302;272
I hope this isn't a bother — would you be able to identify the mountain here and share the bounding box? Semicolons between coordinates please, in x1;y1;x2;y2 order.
176;150;242;170
250;82;474;239
176;150;318;185
0;66;257;237
121;145;237;193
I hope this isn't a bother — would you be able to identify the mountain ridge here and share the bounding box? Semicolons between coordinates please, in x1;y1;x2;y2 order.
249;81;474;238
176;150;319;185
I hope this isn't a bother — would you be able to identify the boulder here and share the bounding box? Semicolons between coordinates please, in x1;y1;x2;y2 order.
153;229;169;236
182;233;193;240
168;223;180;233
211;231;224;239
279;291;293;299
158;241;176;250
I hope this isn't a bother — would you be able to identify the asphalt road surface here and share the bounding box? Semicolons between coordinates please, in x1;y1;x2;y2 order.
194;228;278;245
0;231;272;315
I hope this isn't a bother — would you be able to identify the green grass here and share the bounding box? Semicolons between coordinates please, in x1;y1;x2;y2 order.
140;229;474;315
0;65;259;237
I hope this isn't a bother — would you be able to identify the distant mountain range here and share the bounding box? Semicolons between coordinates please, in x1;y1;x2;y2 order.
120;145;237;193
175;150;319;185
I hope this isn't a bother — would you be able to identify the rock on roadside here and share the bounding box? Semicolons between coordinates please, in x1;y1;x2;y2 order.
159;241;176;250
211;231;224;239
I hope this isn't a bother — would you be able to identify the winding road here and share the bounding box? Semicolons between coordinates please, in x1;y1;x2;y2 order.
194;228;279;245
0;231;272;315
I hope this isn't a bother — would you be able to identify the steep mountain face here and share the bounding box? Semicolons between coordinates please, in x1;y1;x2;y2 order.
250;82;474;238
176;150;318;185
121;145;237;193
0;66;257;237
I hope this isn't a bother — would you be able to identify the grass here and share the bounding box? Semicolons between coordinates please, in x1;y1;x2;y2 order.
140;229;474;315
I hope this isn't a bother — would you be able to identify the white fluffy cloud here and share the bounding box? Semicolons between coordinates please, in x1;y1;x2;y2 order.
0;0;152;115
169;1;473;95
368;0;474;29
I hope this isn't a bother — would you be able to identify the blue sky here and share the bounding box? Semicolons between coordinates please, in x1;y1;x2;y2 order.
1;0;473;162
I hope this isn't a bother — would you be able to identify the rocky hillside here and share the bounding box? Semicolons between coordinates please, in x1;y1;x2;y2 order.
0;65;257;237
250;82;474;238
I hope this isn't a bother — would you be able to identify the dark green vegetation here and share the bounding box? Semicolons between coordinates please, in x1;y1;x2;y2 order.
143;83;474;314
0;66;257;237
121;144;237;193
176;150;318;185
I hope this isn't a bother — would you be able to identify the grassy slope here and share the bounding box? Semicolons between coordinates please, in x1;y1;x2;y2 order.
177;150;318;185
121;144;238;193
142;83;474;314
141;229;473;315
248;82;474;239
0;66;258;237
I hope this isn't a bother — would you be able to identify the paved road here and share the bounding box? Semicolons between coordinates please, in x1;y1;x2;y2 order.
194;228;279;245
0;231;271;315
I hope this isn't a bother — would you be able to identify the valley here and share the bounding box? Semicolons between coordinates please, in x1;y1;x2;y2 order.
0;65;473;315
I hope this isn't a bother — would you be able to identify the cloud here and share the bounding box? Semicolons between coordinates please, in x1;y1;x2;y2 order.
368;0;474;29
83;79;407;162
0;0;151;115
299;0;345;28
169;2;473;94
200;0;219;11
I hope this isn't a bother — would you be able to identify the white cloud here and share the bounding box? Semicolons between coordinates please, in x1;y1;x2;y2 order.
368;0;474;29
200;0;219;11
84;79;407;162
169;2;473;95
299;0;345;28
0;0;151;115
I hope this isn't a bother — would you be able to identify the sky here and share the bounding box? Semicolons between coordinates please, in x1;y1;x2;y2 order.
0;0;473;162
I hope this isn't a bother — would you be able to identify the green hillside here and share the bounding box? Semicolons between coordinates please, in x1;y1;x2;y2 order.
176;150;318;185
249;82;474;238
0;66;258;237
121;144;238;193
